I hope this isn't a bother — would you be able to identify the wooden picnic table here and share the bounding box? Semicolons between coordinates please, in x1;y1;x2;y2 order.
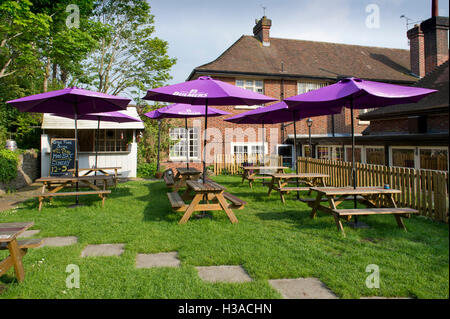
173;167;202;191
308;187;419;235
267;173;328;203
69;166;121;187
167;180;246;224
241;166;289;188
34;175;114;210
0;222;43;282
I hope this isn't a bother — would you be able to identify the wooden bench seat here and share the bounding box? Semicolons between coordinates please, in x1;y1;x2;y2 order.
332;207;418;217
0;238;44;250
223;192;246;209
35;190;111;211
278;187;311;192
167;192;187;212
248;176;272;180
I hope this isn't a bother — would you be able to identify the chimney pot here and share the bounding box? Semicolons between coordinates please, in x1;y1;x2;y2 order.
253;16;272;46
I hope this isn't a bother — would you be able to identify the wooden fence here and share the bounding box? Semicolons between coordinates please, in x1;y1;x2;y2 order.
213;154;283;175
297;157;449;223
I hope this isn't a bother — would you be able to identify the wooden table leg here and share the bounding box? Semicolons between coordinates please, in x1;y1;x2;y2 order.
216;193;238;224
179;194;203;224
7;239;25;282
267;177;275;196
310;193;324;219
241;170;247;184
394;215;407;231
332;213;346;236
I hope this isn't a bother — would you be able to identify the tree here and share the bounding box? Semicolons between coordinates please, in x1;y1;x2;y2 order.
83;0;176;98
0;0;50;79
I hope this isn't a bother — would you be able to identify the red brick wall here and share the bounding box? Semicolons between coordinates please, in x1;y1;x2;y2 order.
428;114;449;133
369;118;409;133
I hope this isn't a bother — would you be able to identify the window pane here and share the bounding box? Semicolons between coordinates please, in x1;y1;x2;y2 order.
334;147;344;161
236;79;244;87
392;149;415;168
345;147;362;162
420;149;448;171
366;148;385;165
317;146;330;159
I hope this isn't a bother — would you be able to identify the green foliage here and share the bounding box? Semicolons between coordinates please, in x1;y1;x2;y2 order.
83;0;176;96
0;125;7;147
137;103;173;166
0;149;19;183
136;162;156;178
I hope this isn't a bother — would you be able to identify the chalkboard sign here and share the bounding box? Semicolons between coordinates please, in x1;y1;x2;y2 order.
50;138;76;176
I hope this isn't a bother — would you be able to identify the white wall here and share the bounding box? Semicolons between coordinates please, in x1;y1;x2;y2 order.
40;134;138;177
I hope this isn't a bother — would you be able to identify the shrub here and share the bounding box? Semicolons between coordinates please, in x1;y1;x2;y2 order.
0;149;19;183
137;162;157;178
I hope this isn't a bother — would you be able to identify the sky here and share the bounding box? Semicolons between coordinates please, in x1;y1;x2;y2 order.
148;0;449;85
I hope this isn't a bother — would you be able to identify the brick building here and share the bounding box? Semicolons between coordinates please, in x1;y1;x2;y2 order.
162;5;448;171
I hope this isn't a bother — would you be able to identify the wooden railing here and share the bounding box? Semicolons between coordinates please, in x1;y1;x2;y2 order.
213;154;283;176
297;157;449;223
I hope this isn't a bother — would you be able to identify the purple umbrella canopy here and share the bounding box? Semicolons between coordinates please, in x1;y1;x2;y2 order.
7;87;131;114
143;76;277;106
143;76;277;181
52;111;142;123
225;101;341;124
284;77;437;110
145;103;230;119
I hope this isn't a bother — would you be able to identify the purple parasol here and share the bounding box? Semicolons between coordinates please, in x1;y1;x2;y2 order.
144;104;229;169
284;77;437;221
143;76;277;182
7;87;131;206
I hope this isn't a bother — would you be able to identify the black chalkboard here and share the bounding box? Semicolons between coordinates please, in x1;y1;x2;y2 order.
50;138;76;176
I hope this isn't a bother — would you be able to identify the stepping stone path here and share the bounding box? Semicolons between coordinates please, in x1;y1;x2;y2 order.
40;236;78;247
18;230;41;238
81;244;125;257
196;265;252;283
136;252;180;268
268;278;338;299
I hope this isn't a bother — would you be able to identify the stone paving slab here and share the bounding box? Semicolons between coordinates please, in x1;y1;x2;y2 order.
81;244;125;257
39;236;78;247
196;265;252;283
18;230;41;238
136;252;181;268
268;278;338;299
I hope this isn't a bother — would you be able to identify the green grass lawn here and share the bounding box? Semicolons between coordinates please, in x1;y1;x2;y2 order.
0;175;448;299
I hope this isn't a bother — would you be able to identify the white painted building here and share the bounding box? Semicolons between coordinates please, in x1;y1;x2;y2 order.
40;106;145;178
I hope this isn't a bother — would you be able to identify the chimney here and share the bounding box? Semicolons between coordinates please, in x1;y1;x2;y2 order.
253;16;272;46
407;24;426;77
420;0;449;75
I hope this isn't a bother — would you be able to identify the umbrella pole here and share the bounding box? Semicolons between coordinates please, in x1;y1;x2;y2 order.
94;117;100;186
262;121;265;167
185;116;189;170
349;97;367;228
202;100;208;183
74;108;79;205
157;120;161;172
292;111;300;200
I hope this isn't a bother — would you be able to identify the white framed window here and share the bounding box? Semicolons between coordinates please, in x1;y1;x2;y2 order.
235;79;265;109
419;147;448;171
358;108;374;125
231;142;268;156
169;127;199;161
365;146;385;165
297;80;329;94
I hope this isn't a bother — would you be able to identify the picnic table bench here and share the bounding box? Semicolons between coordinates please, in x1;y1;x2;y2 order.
308;187;419;236
0;222;43;282
69;166;121;187
267;173;328;203
241;166;288;188
172;167;202;191
167;180;246;224
34;175;113;210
